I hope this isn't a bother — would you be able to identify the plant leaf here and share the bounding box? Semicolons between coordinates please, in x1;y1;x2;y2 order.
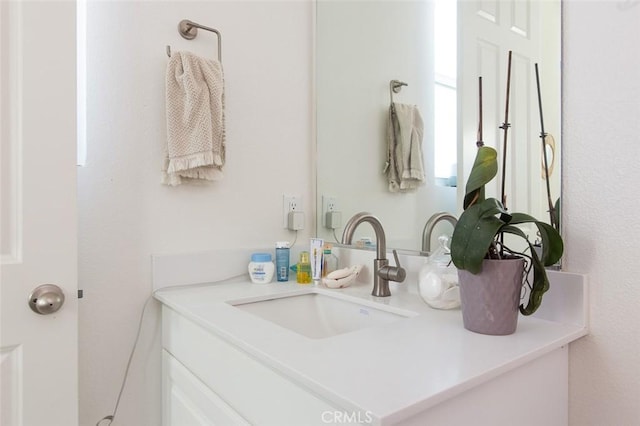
501;225;550;316
554;198;561;230
463;146;498;209
451;198;508;274
509;213;564;265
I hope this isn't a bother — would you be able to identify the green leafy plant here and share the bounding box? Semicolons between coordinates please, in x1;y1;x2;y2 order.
450;146;564;315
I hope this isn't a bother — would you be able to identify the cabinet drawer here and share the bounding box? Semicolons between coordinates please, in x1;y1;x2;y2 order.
162;306;339;425
163;350;250;426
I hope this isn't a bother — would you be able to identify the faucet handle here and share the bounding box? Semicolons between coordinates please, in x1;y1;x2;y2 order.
392;249;402;267
378;249;406;283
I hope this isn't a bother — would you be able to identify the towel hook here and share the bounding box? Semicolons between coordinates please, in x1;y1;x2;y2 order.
389;80;408;104
166;19;223;62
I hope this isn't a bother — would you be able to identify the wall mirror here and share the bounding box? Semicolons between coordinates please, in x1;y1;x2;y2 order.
315;0;562;254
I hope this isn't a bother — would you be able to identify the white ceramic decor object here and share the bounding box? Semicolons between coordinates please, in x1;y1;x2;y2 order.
322;264;363;289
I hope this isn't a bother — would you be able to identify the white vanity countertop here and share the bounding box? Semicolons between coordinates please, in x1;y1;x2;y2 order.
154;274;587;424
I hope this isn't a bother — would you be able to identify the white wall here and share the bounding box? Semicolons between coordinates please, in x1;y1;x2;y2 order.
563;1;640;424
79;1;640;425
79;1;313;424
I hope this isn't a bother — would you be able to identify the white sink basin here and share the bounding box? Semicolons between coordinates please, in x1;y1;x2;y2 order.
229;291;416;339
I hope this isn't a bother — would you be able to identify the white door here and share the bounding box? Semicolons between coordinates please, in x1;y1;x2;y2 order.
458;0;561;224
1;1;78;425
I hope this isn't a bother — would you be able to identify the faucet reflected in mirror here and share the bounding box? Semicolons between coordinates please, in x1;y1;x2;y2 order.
422;212;458;253
341;212;406;297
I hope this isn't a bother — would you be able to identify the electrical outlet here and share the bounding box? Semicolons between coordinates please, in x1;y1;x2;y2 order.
322;195;338;226
283;195;302;228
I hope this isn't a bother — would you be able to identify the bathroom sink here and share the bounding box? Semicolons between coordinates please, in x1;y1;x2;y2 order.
229;291;416;339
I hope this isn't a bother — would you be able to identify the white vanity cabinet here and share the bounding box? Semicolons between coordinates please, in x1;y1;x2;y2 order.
156;270;587;426
162;305;342;426
162;304;568;426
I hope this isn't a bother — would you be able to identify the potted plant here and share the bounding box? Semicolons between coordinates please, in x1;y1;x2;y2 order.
450;68;563;335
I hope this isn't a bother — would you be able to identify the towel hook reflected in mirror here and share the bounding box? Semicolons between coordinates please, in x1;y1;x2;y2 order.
389;79;408;104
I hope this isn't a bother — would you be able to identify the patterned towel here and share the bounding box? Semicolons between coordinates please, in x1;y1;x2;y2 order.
163;51;225;186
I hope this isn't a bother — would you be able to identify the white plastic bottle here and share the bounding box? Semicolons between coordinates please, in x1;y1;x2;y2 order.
248;253;275;284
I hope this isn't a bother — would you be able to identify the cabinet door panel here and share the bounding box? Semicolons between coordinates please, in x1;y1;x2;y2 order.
163;350;250;426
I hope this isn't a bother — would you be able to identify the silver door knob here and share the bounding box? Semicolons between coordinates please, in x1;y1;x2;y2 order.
28;284;65;315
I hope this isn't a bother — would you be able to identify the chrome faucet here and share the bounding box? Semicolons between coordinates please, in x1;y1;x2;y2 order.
421;212;458;253
341;212;406;297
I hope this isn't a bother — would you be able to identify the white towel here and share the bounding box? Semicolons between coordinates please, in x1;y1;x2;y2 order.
385;103;425;192
163;51;225;186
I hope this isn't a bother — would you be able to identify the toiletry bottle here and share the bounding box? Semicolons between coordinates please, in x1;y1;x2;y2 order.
310;238;324;282
248;253;275;284
275;241;290;282
322;244;339;278
296;251;312;284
